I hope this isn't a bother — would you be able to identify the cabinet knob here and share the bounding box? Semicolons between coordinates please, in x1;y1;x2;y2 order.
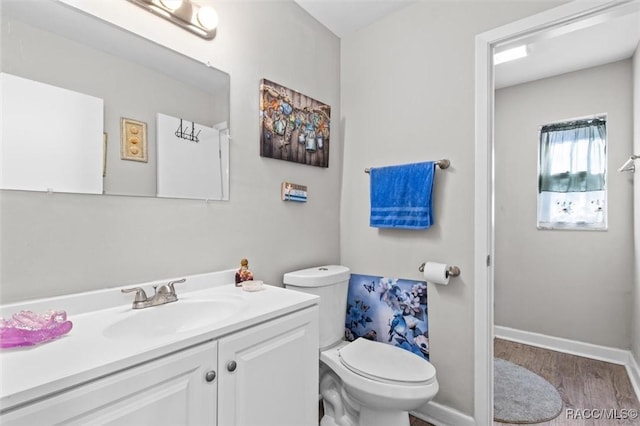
227;361;237;372
205;370;216;382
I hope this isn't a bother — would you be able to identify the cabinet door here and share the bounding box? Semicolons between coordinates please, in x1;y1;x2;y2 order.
218;306;319;426
1;341;217;426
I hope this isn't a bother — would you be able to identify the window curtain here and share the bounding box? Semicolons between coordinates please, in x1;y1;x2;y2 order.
538;118;606;227
539;118;606;193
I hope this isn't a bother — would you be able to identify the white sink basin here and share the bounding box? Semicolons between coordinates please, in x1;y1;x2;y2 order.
103;296;245;340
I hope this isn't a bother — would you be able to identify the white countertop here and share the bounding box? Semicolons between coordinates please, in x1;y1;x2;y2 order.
0;270;319;412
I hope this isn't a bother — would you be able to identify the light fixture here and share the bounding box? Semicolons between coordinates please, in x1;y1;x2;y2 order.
196;6;219;31
128;0;218;40
159;0;182;11
494;45;528;65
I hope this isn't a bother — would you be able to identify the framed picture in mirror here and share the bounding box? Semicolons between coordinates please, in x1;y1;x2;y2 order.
120;118;148;163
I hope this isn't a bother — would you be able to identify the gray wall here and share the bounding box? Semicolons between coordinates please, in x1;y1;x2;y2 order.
495;60;634;349
633;44;640;365
339;0;561;416
0;0;341;302
1;0;584;420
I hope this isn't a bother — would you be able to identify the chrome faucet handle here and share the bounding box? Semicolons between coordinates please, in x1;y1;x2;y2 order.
121;287;148;302
166;278;186;295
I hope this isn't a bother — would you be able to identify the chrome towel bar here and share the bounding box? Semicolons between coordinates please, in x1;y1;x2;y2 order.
364;159;450;174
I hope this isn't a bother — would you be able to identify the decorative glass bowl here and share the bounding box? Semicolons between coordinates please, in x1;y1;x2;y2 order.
241;280;264;292
0;310;73;349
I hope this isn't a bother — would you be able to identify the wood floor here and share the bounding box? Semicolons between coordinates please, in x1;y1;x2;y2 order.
320;339;639;426
409;413;434;426
495;338;640;426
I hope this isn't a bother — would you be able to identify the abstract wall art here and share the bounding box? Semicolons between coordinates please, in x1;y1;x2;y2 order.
259;79;330;167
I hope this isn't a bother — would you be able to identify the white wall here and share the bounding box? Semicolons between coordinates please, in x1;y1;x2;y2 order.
339;0;562;416
495;60;634;349
633;43;640;364
0;0;341;302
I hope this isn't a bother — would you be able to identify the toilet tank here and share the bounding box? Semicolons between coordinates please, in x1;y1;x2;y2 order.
283;265;351;350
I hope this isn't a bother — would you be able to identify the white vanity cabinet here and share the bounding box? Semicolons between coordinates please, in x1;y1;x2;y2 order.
218;306;319;426
0;275;320;426
1;305;319;426
1;341;218;426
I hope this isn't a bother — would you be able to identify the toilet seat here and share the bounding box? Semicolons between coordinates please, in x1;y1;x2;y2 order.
338;338;436;385
320;339;439;416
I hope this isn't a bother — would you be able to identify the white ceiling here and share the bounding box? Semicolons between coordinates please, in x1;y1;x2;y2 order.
294;0;414;38
494;9;640;88
294;0;640;88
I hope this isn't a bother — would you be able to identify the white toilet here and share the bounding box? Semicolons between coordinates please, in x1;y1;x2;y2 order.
283;265;438;426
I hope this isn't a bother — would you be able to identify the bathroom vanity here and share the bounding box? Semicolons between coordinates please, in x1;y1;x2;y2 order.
0;270;319;425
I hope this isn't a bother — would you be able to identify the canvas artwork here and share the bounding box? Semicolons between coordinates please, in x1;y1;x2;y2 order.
259;79;330;167
345;273;429;360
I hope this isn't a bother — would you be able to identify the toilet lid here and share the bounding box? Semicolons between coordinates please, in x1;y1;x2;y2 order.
338;338;436;384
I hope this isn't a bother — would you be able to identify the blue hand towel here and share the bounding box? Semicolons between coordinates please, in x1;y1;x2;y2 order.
369;161;436;229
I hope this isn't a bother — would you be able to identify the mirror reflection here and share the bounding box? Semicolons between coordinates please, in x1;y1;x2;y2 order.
0;0;230;200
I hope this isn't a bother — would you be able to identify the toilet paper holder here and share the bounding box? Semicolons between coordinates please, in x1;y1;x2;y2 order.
418;262;461;278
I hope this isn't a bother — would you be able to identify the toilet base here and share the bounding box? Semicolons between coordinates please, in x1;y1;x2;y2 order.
359;408;410;426
320;406;409;426
320;360;415;426
320;365;358;426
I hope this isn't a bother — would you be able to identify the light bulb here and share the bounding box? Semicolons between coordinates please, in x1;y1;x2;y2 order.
159;0;182;11
196;6;218;31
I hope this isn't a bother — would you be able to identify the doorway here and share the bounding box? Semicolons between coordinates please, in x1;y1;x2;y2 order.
474;1;640;424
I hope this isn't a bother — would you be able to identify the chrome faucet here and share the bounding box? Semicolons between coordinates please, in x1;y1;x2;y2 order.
121;278;186;309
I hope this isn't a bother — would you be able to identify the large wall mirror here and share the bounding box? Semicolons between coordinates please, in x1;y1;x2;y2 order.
0;0;230;200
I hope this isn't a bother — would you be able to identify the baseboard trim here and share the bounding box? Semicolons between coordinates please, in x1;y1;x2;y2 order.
411;400;475;426
494;325;629;364
626;353;640;403
494;325;640;402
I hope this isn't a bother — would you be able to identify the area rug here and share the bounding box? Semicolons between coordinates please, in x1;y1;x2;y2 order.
494;358;563;424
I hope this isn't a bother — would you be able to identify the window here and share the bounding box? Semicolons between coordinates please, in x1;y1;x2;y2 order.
537;116;607;230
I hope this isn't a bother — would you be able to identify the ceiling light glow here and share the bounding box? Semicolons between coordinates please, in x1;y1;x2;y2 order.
494;45;528;65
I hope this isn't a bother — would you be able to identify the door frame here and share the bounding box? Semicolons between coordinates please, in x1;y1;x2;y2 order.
473;1;640;424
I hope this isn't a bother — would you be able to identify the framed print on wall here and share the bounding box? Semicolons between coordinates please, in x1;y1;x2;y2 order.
259;79;330;167
345;273;430;360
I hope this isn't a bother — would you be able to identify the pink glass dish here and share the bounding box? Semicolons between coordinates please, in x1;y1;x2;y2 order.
0;310;73;348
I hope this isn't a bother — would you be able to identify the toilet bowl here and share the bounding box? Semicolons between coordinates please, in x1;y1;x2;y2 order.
320;339;438;426
283;265;439;426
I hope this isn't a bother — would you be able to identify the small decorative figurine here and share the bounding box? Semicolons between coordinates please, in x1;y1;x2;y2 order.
235;258;254;286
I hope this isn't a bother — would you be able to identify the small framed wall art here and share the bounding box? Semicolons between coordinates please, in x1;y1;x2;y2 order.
120;117;147;162
259;79;330;168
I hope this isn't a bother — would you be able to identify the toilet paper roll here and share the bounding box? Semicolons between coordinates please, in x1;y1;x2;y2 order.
422;262;450;285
